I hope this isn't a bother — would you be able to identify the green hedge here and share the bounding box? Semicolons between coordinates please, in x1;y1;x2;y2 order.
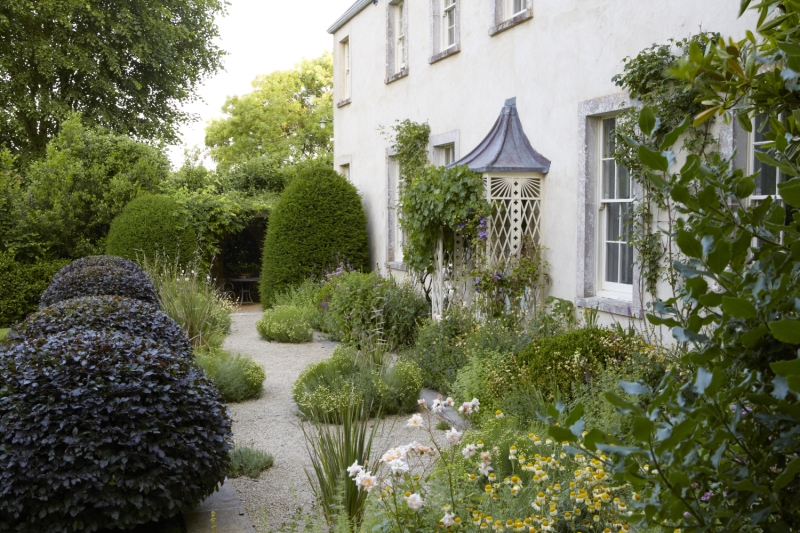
260;165;369;307
105;194;197;264
0;253;70;327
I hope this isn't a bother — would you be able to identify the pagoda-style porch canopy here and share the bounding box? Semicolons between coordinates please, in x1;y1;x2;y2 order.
448;97;551;174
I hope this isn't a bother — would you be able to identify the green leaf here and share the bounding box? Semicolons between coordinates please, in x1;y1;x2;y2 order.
722;297;757;319
638;106;660;137
775;457;800;491
755;151;798;177
771;358;800;378
604;392;640;415
693;106;720;127
737;111;753;133
660;116;691;150
676;230;703;258
769;319;800;344
741;325;768;348
706;241;731;274
638;146;669;172
620;381;650;395
564;404;585;428
778;178;800;207
631;417;655;441
548;425;576;443
694;367;713;395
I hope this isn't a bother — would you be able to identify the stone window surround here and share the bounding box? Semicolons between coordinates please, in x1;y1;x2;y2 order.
386;146;406;270
337;154;353;181
576;93;737;318
429;129;460;165
429;0;461;65
489;0;532;37
386;0;409;84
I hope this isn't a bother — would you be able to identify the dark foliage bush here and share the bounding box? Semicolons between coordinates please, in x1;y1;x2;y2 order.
0;331;232;533
51;255;145;284
8;296;192;357
0;253;69;327
105;194;197;265
260;166;369;307
39;264;159;309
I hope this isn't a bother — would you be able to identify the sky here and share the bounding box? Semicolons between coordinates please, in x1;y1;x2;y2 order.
166;0;355;168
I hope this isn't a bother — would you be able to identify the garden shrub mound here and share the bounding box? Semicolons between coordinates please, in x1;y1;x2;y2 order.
317;271;429;349
51;255;145;284
256;305;313;343
7;296;192;357
39;264;159;309
0;331;232;533
105;194;197;265
195;348;266;403
0;253;69;327
515;327;634;400
260;165;369;307
293;345;423;419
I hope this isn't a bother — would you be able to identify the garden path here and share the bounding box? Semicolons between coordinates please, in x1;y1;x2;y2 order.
221;308;449;533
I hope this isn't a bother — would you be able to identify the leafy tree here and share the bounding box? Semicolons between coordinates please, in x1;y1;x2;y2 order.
9;116;169;261
548;2;800;531
205;53;333;170
0;0;226;160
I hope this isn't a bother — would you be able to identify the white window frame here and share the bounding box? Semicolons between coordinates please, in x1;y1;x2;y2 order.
396;1;407;71
388;155;406;265
338;37;351;104
598;116;634;297
430;0;460;63
443;0;457;50
506;0;526;19
387;0;409;81
749;114;784;202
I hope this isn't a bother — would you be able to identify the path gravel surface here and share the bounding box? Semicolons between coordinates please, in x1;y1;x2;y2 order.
223;308;449;533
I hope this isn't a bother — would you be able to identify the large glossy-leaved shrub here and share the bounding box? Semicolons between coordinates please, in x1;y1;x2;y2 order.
0;331;232;533
260;165;369;307
39;264;159;309
105;194;197;264
7;296;192;357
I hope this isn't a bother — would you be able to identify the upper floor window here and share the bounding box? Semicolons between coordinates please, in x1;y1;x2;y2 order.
490;0;532;36
338;37;351;104
430;0;460;63
506;0;526;18
386;1;408;81
443;0;456;49
599;117;633;294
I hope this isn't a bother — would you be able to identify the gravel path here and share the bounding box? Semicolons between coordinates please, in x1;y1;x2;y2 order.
223;310;448;533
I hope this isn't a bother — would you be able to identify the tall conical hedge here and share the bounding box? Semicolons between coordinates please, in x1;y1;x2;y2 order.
260;166;369;307
105;194;196;264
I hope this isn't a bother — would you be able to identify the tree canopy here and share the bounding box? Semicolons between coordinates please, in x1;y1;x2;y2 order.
205;53;333;171
0;0;226;160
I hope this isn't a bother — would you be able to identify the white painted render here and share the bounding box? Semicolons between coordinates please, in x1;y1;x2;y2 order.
329;0;757;319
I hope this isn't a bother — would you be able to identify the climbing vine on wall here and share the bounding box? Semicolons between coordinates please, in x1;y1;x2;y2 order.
610;33;720;307
388;120;490;274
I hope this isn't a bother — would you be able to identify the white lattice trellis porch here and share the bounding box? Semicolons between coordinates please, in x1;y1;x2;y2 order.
429;97;550;317
430;176;542;316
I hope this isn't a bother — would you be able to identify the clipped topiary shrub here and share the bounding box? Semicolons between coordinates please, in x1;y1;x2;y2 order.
51;255;145;284
293;345;423;419
7;296;192;357
0;253;69;327
105;194;197;265
195;348;265;403
260;165;369;307
39;264;159;309
256;306;313;343
0;331;232;533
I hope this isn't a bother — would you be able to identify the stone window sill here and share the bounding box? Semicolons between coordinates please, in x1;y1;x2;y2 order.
385;68;408;85
429;44;461;65
386;261;408;272
489;10;532;36
575;296;643;319
336;98;351;108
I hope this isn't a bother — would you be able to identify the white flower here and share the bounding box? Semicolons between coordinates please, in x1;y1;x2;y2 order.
347;461;363;478
355;472;378;492
407;414;424;428
388;458;409;475
470;398;480;411
432;398;445;413
480;451;492;464
382;447;404;463
441;512;455;527
446;397;455;406
417;398;427;407
462;444;477;459
405;493;425;511
432;313;442;322
478;462;494;476
446;427;463;445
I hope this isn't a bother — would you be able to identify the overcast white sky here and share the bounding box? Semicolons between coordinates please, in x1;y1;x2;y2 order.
166;0;355;168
